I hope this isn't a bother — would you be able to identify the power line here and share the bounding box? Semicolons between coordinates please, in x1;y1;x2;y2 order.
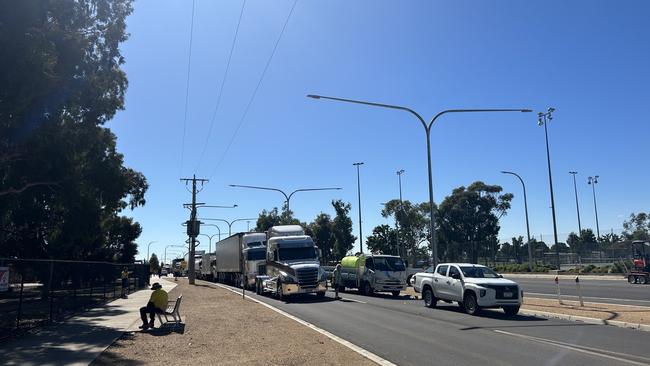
195;0;247;173
208;0;299;179
179;0;197;178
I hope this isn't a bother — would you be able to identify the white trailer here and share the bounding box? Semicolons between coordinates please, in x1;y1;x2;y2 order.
214;232;266;288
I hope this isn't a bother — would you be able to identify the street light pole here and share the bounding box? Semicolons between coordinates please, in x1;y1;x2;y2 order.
199;218;257;236
307;94;532;267
353;162;364;253
569;171;582;234
146;240;157;262
201;223;223;241
538;108;560;270
501;171;533;270
588;175;601;238
396;169;405;258
164;245;185;267
199;233;218;253
229;185;342;215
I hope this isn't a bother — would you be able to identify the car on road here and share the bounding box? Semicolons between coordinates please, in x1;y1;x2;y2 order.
413;263;522;316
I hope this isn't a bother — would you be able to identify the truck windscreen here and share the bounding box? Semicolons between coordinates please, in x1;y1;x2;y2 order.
246;250;266;261
279;247;317;261
373;257;405;271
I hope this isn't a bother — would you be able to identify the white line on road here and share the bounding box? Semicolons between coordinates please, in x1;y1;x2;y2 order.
493;329;650;365
208;282;396;366
341;297;367;304
527;292;650;306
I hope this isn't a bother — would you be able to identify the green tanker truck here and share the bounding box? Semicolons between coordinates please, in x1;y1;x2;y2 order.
338;254;407;297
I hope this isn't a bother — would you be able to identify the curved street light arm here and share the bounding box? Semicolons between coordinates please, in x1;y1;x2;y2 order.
307;94;428;131
229;184;289;201
429;109;532;130
287;187;342;201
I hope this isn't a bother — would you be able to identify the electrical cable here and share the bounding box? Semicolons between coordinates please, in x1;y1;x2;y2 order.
208;0;299;179
194;0;247;173
179;0;197;177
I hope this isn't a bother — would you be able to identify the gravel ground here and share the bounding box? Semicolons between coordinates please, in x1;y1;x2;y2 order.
92;278;377;366
522;297;650;325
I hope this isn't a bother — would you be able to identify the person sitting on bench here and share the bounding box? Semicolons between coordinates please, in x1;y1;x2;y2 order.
139;282;168;330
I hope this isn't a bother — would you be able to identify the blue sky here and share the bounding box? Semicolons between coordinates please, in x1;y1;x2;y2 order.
107;1;650;261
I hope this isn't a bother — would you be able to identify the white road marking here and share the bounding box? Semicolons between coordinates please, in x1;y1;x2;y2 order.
341;297;367;304
493;329;650;365
208;282;396;366
527;292;650;306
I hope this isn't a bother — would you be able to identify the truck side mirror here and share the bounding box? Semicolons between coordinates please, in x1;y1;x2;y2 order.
451;273;461;280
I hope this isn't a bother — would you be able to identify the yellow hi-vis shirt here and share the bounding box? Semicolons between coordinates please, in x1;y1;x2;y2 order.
121;270;129;279
150;289;168;310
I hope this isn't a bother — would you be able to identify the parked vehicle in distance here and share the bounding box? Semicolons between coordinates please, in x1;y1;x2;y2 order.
338;254;406;297
256;225;327;300
413;263;522;316
214;232;267;289
198;252;215;281
627;240;650;284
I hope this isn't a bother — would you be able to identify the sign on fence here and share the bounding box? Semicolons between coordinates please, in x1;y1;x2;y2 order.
0;267;8;292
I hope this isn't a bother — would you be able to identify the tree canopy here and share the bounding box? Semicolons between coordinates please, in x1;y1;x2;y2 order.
0;0;145;262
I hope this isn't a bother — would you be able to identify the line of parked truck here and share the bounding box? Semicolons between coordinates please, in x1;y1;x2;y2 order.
195;224;409;300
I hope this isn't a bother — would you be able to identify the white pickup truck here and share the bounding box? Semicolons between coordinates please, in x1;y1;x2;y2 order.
413;263;522;316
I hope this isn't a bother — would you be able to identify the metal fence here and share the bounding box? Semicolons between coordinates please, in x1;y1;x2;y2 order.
0;258;149;341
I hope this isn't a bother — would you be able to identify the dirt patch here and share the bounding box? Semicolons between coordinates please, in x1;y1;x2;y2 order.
523;297;650;325
92;278;377;366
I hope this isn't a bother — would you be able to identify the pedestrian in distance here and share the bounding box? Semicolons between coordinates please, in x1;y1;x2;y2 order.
139;282;168;330
333;263;342;300
120;267;130;299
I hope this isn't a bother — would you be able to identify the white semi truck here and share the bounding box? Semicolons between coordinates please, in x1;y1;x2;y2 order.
338;254;407;297
214;232;267;289
255;225;327;300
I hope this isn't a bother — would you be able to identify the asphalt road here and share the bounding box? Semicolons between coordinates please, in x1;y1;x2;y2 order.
507;277;650;307
204;280;650;366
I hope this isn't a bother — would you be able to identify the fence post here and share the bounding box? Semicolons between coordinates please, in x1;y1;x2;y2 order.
48;261;54;323
16;271;25;329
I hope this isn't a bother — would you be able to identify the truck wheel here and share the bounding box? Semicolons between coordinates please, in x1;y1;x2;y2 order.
639;276;647;285
423;287;437;308
276;281;284;301
338;285;345;293
316;291;326;298
629;275;637;284
503;306;520;316
363;282;373;296
391;291;401;297
463;292;481;316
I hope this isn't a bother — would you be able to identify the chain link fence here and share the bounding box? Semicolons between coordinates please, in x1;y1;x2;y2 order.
0;258;149;341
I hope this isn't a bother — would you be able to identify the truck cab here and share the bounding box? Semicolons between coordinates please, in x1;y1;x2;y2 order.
242;233;267;289
339;254;406;297
256;225;327;300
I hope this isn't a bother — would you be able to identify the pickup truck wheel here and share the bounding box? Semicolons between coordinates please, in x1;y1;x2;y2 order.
391;291;401;297
423;287;437;308
463;293;481;315
503;306;520;316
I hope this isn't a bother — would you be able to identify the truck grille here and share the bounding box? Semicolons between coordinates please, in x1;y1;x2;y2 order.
485;285;519;300
296;268;319;287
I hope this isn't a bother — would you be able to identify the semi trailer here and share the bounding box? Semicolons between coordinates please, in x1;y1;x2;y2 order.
213;232;267;289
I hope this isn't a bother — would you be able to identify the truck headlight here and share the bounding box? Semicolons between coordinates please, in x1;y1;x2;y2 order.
279;271;297;284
